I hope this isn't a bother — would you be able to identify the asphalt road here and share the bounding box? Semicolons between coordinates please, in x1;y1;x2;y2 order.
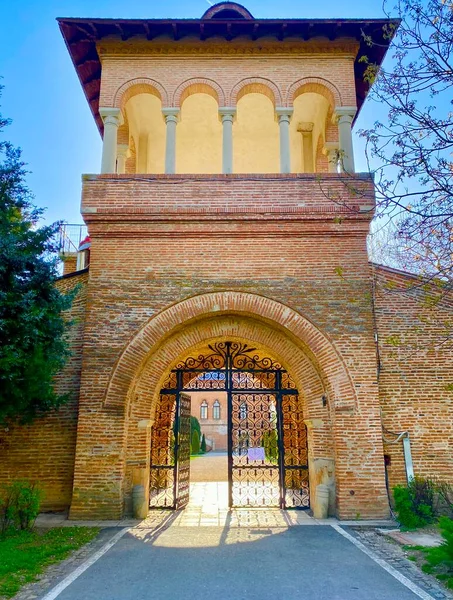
53;525;423;600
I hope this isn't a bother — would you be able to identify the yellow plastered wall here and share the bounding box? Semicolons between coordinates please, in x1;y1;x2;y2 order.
289;93;330;173
234;93;280;173
176;93;222;174
125;93;165;174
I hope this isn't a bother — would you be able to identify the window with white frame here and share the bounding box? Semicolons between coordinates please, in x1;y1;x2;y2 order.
213;400;221;420
200;400;208;420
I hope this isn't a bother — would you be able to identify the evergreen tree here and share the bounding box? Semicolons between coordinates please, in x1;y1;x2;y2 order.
201;433;206;453
190;415;201;439
0;87;74;423
191;430;200;455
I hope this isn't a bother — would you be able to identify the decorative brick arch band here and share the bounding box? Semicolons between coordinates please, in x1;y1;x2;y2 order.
113;78;169;110
131;314;327;421
229;77;283;107
104;292;357;414
173;78;226;108
285;77;342;109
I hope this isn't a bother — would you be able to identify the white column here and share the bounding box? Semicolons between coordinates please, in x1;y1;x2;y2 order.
219;107;236;174
322;142;340;173
298;121;314;173
116;144;130;174
333;107;357;173
99;108;123;174
162;108;180;174
276;107;293;174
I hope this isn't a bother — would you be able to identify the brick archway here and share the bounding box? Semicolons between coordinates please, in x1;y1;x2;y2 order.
229;78;283;107
125;314;332;516
71;294;389;521
113;78;169;110
104;291;357;414
173;78;226;108
285;77;342;109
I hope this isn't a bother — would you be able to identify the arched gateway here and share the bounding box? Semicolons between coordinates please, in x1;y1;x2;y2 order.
69;292;389;521
150;341;309;510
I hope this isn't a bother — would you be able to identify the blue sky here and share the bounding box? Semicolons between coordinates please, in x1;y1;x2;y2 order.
0;0;389;226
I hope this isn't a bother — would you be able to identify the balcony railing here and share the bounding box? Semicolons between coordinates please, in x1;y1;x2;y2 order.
58;223;88;255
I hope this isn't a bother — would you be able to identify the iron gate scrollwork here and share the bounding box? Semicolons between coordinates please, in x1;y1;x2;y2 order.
151;341;309;509
149;392;191;509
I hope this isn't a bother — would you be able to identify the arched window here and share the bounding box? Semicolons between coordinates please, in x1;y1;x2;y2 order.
200;401;208;420
213;400;221;420
239;402;248;420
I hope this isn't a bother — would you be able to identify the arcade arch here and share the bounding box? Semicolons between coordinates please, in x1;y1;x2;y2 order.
175;84;222;173
121;84;166;173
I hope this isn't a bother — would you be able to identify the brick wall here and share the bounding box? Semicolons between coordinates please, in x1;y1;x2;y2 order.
374;265;453;491
98;40;357;111
0;271;88;511
69;172;389;520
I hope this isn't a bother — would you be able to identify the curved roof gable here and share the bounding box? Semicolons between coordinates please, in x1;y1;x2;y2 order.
202;2;254;20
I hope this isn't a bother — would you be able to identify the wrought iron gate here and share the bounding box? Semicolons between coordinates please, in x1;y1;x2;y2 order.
150;342;309;509
149;392;191;509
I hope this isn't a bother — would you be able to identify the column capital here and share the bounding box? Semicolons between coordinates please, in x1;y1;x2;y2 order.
219;107;237;123
297;121;314;135
162;108;180;123
322;141;339;156
117;144;131;159
275;107;294;123
332;106;357;124
99;107;124;127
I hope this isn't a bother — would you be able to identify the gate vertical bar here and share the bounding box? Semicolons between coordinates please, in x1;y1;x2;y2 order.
172;370;183;509
226;342;233;508
275;370;286;509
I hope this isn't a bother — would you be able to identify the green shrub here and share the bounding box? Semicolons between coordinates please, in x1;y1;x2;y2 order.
191;430;200;455
435;481;453;518
0;481;42;533
201;434;207;453
421;517;453;589
393;477;435;529
262;429;278;463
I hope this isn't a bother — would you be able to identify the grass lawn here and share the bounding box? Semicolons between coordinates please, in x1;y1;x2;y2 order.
405;545;453;591
0;527;99;599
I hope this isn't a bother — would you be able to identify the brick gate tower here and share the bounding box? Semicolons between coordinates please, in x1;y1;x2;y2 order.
4;2;451;523
53;2;400;520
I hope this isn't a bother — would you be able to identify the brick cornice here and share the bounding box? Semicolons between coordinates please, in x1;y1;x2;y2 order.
97;41;359;58
81;173;376;226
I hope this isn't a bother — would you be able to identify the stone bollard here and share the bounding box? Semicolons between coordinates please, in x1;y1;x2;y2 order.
313;484;330;519
132;484;148;519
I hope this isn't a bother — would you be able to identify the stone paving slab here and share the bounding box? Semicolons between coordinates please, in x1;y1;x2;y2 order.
382;529;443;547
35;481;396;530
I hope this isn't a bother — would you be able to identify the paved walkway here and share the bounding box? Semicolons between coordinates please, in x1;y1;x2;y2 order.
39;525;436;600
34;483;392;530
190;451;228;482
25;482;452;600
